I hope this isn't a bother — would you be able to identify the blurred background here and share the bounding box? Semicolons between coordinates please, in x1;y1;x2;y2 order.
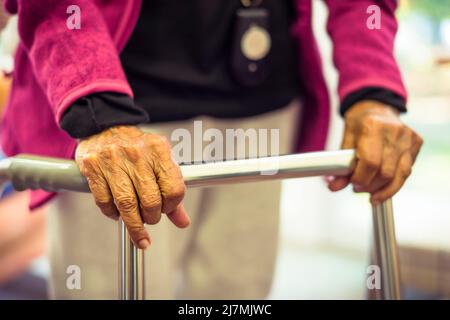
0;0;449;299
271;0;450;299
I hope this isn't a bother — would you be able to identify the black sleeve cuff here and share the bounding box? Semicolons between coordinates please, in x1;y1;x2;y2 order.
340;87;407;117
60;93;149;139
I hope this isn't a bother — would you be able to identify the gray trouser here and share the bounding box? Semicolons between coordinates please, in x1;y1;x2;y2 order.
46;99;301;299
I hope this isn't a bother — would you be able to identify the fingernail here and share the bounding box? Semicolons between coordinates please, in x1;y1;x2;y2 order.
138;239;150;249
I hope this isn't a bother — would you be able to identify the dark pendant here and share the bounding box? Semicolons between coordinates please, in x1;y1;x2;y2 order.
230;7;272;87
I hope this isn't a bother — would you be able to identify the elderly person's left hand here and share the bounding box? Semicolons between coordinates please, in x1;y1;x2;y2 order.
328;101;423;204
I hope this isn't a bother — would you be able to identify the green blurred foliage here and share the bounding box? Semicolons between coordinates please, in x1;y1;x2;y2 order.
409;0;450;21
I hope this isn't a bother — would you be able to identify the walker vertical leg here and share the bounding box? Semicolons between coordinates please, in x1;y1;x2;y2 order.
372;199;401;300
119;219;145;300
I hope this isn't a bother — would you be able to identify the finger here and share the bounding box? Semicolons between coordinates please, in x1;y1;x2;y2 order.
410;132;424;163
350;134;382;188
354;178;388;194
152;152;186;214
328;176;351;192
377;142;399;186
341;129;356;150
80;156;119;220
166;203;191;228
371;152;413;205
108;170;151;249
128;159;162;225
328;130;356;191
87;175;120;220
357;143;400;194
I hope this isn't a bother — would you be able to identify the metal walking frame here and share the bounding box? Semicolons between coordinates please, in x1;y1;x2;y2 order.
0;149;401;300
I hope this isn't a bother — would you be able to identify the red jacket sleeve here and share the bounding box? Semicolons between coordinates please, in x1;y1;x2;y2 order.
9;0;133;123
324;0;407;103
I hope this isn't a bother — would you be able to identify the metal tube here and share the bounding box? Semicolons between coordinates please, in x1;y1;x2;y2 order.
4;150;356;192
119;219;145;300
372;199;401;300
181;150;356;187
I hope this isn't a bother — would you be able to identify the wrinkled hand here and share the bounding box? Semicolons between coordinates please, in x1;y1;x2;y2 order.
328;101;423;204
75;126;189;250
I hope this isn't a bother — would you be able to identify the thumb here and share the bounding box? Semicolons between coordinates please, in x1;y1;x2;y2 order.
166;203;190;228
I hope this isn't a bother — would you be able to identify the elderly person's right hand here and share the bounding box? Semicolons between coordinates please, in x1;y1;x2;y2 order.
75;125;190;250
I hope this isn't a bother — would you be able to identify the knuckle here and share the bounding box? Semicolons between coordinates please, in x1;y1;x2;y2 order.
96;145;119;163
402;128;415;143
166;184;186;202
81;153;98;167
361;116;378;134
144;212;162;225
124;145;141;162
115;195;138;213
401;167;412;178
140;195;162;211
127;224;146;238
403;126;414;135
157;135;171;146
79;155;100;176
149;134;170;147
414;133;424;147
363;157;380;170
95;196;113;209
380;168;395;180
146;135;172;158
386;122;402;137
103;144;120;157
392;122;404;131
